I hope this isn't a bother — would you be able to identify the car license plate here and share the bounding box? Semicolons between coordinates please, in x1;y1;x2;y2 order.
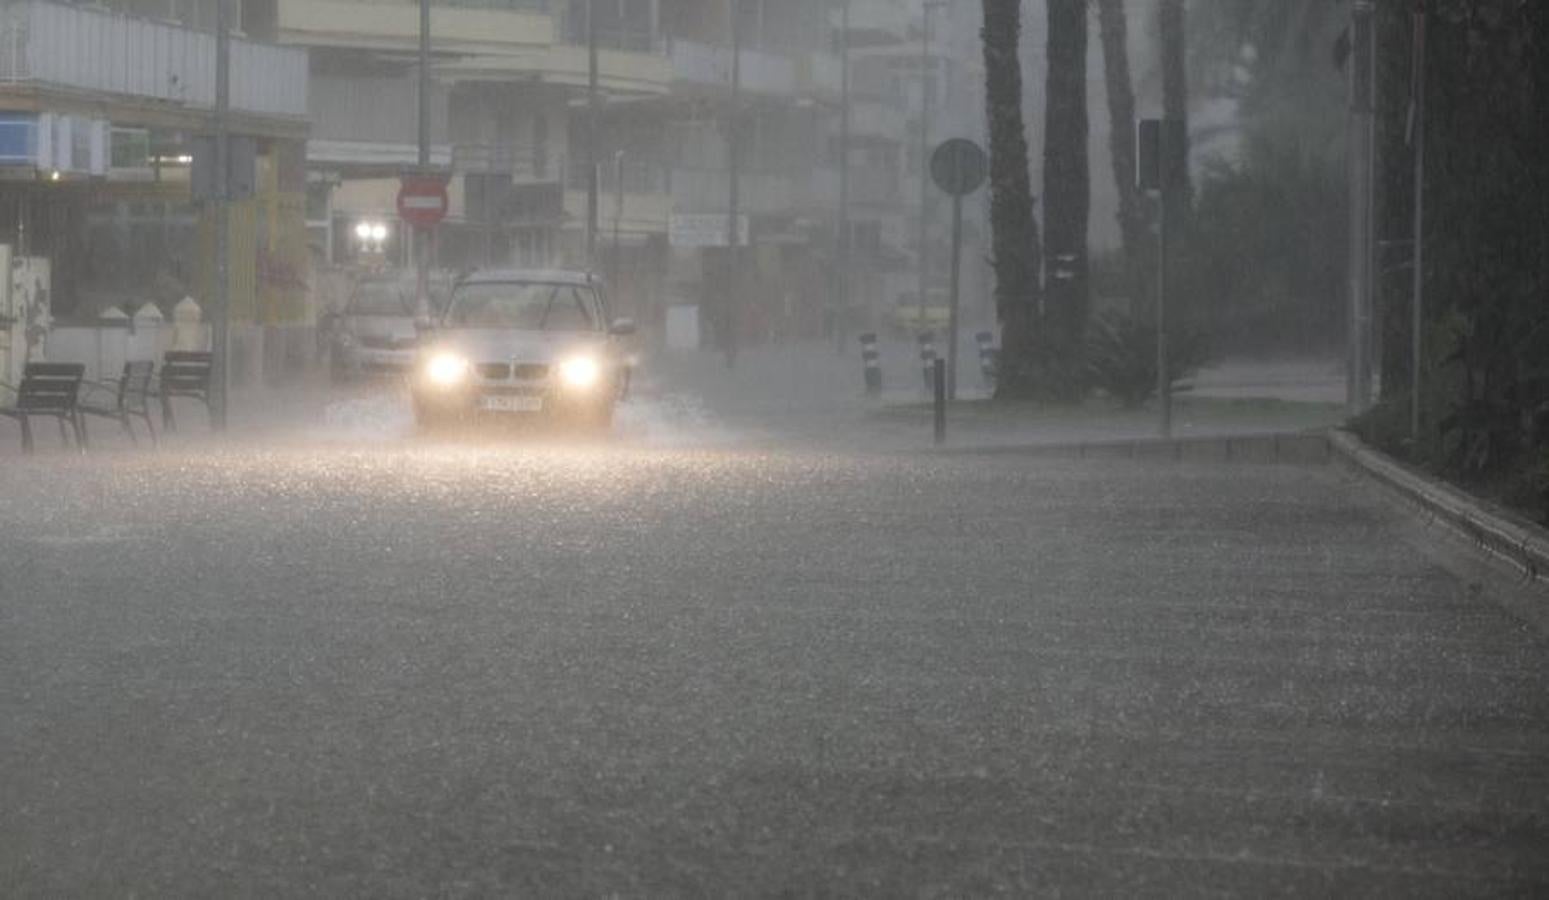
480;395;543;413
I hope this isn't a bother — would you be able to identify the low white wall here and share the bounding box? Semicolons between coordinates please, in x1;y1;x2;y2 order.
47;322;212;382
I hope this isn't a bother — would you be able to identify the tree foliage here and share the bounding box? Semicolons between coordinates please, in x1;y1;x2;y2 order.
1166;0;1349;352
1362;0;1549;517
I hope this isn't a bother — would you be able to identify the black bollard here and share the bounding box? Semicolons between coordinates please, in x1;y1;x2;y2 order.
976;331;998;389
859;332;882;395
933;358;947;446
918;331;937;395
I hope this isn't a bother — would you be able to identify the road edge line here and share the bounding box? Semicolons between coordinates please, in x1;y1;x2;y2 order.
934;431;1332;465
1330;429;1549;585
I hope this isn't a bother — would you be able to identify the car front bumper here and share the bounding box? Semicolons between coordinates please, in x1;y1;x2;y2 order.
413;379;609;422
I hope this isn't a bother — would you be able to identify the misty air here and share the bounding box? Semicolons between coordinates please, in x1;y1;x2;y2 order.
1;0;1547;895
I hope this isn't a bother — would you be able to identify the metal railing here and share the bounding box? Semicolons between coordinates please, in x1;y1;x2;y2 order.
668;38;796;96
0;0;307;119
562;157;669;195
453;143;545;178
671;167;841;215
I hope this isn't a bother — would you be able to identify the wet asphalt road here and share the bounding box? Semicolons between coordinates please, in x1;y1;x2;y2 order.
2;440;1548;897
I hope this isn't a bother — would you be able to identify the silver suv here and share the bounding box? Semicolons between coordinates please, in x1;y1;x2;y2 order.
411;270;634;430
329;273;449;383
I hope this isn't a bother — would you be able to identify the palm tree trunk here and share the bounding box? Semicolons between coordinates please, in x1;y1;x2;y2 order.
981;0;1042;398
1096;0;1150;316
1043;0;1090;396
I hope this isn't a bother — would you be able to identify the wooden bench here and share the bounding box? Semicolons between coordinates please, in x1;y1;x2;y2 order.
0;363;86;454
79;360;158;447
158;351;213;432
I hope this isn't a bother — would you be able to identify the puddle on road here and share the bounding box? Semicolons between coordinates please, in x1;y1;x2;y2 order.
321;393;417;443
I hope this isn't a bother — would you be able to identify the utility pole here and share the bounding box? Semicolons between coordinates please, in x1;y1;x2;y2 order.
834;0;851;353
725;0;742;369
916;1;943;333
1409;5;1427;442
1347;0;1376;416
1157;168;1170;438
613;150;625;290
415;0;432;326
586;0;600;269
211;0;230;431
1140;118;1182;438
947;168;965;401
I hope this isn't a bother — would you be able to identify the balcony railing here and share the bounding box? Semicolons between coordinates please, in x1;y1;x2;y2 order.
311;73;444;146
672;167;841;216
0;1;307;119
801;52;842;99
454;143;546;179
669;39;796;97
851;166;902;207
850;99;905;141
562;157;669;196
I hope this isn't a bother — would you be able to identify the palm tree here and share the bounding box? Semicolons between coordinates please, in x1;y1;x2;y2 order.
1096;0;1149;315
981;0;1043;399
1042;0;1091;396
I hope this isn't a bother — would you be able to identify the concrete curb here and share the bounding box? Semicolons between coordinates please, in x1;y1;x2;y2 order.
1330;429;1549;583
940;431;1332;465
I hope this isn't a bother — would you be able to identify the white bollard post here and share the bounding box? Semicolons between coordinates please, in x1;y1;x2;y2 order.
172;297;205;353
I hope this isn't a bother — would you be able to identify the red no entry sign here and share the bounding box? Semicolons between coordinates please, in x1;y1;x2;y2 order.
397;173;450;229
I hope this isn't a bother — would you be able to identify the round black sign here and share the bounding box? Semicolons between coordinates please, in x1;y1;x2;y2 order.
930;138;988;197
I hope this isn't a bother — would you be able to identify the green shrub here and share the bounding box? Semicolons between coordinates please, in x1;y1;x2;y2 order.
1086;311;1213;408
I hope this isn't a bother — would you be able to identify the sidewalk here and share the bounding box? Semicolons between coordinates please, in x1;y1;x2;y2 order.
0;345;1350;457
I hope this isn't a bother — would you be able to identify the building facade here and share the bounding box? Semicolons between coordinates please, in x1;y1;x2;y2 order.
841;0;990;338
280;0;863;348
0;0;310;380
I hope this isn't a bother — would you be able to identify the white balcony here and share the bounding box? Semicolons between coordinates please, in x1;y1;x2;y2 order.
850;98;905;143
670;40;796;98
845;0;913;48
673;167;842;217
310;73;446;147
0;1;308;120
851;166;903;207
802;52;842;100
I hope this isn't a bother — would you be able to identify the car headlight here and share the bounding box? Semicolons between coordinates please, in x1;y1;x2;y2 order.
558;356;601;390
425;352;471;387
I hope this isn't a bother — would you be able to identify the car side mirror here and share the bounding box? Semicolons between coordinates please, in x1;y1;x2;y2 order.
609;318;638;337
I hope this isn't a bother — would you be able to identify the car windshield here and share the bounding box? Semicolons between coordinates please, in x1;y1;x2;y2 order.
445;282;599;331
347;282;412;317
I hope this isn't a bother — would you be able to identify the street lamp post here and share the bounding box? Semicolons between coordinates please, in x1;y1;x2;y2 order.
1347;0;1376;416
613;150;625;291
1409;5;1428;442
211;0;230;430
415;0;432;327
586;0;600;269
917;0;945;334
725;0;743;369
834;0;851;353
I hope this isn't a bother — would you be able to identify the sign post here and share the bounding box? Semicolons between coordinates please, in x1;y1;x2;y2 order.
398;170;449;329
930;138;988;401
1138;118;1186;438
